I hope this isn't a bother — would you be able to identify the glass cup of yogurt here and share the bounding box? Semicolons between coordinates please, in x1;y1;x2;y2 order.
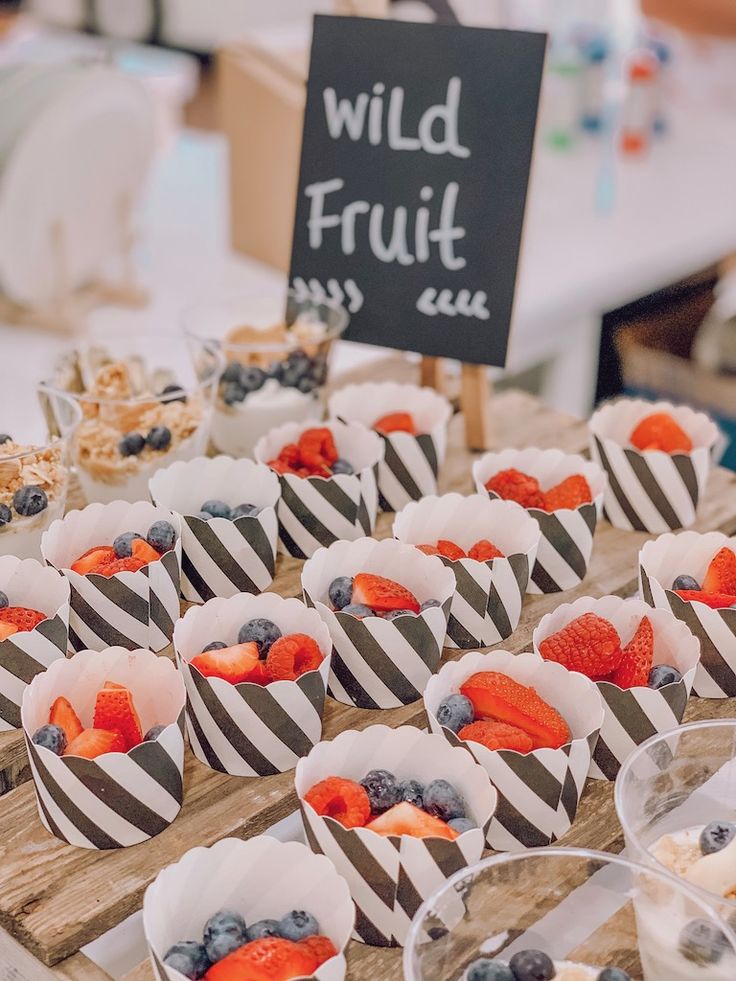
183;290;349;458
404;847;736;981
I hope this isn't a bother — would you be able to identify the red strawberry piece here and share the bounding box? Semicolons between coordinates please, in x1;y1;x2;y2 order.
205;936;318;981
266;633;324;681
543;474;593;512
279;442;302;468
131;539;161;565
93;685;143;750
298;427;338;470
71;545;115;575
0;606;46;633
485;468;545;509
538;612;623;679
468;539;504;561
299;934;338;967
675;589;736;610
702;547;736;595
267;458;300;476
243;661;271;686
630;412;693;453
49;696;84;743
437;539;466;560
0;623;17;640
91;556;146;577
304;776;371;828
190;642;260;685
608;616;655;689
366;801;458;840
373;411;417;435
64;728;126;759
352;573;420;614
460;671;571;750
416;543;440;556
458;720;534;753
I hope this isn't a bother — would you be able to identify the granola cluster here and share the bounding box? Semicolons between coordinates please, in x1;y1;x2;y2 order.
651;832;702;878
0;440;66;517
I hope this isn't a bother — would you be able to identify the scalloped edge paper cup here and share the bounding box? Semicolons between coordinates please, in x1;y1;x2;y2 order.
41;500;182;653
640;531;736;698
295;724;497;948
174;592;332;776
143;835;355;981
21;647;186;849
301;537;455;709
328;382;452;513
149;456;280;603
424;649;604;850
588;398;719;533
393;494;540;648
533;595;700;781
472;447;606;594
0;556;70;730
253;419;384;558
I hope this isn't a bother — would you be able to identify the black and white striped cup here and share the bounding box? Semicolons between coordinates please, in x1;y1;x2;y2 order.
533;595;699;781
174;591;332;776
301;537;455;709
143;835;355;981
589;398;719;533
295;724;497;948
254;419;384;559
328;382;452;513
0;555;70;730
41;501;182;653
473;448;606;595
424;649;604;850
393;494;540;648
149;456;280;603
21;647;186;849
640;531;736;698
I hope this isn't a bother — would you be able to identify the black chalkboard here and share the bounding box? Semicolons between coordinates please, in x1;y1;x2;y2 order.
289;15;545;368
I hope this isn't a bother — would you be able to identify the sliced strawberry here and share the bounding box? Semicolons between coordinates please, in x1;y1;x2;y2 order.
468;539;504;562
279;443;302;468
674;589;736;610
64;728;126;759
49;696;84;742
485;468;545;509
366;801;458;840
266;633;324;681
93;686;143;750
0;622;18;640
131;539;161;565
268;459;301;476
373;411;417;435
91;556;146;577
299;934;338;967
609;617;655;689
630;412;693;454
460;671;571;750
458;720;534;753
244;661;271;686
304;776;371;828
437;540;466;560
71;546;115;575
703;547;736;595
352;573;420;614
543;474;593;512
0;607;46;632
416;543;440;556
190;642;260;685
205;937;318;981
538;613;623;678
103;680;125;690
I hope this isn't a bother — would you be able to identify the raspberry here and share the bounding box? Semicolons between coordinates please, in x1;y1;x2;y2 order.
437;539;466;560
543;474;593;512
609;616;655;689
468;539;504;561
485;468;545;509
0;606;46;632
91;557;146;577
458;720;534;753
304;776;371;828
538;612;623;679
299;934;338;967
265;633;324;681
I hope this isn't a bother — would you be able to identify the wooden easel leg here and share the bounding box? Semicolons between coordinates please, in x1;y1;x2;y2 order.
420;356;445;392
461;362;493;451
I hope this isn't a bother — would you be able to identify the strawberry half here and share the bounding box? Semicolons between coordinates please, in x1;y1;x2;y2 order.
373;411;417;435
352;573;420;614
366;801;458;840
205;937;318;981
93;685;143;750
71;546;115;575
468;539;504;562
131;539;161;565
458;720;534;753
675;590;736;610
64;728;126;759
608;616;655;689
630;412;693;454
49;696;84;743
703;547;736;595
0;622;18;640
416;543;440;556
437;540;466;561
543;474;593;512
0;606;46;633
304;776;371;828
190;642;260;685
460;671;571;750
538;612;623;679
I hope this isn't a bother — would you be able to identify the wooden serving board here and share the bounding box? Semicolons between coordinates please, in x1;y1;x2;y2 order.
0;385;735;981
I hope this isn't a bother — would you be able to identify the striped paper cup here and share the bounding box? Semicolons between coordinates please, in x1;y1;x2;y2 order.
424;650;603;850
295;724;497;948
392;494;540;648
472;447;606;594
301;537;455;709
21;647;186;849
149;456;280;603
254;419;383;559
588;398;719;533
328;382;452;513
174;592;332;776
0;556;70;730
143;836;355;981
41;501;182;653
533;595;700;781
640;531;736;697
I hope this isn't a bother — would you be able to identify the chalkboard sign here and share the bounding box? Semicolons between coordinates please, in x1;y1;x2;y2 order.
289;15;546;367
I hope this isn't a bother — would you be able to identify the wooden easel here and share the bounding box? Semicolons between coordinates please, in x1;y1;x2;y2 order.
421;356;493;450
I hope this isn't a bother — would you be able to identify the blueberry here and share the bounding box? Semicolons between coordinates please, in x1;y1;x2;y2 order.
678;919;727;965
13;485;48;517
297;376;318;394
420;598;441;612
31;724;67;755
222;382;246;405
0;434;10;444
341;603;373;618
597;970;632;981
0;504;11;527
672;574;700;591
238;617;281;657
222;361;245;384
399;779;424;807
436;694;474;733
268;360;285;382
147;520;176;553
423;779;466;821
699;820;736;855
163;940;210;979
201;499;232;520
328;576;353;610
160;383;187;404
146;426;172;451
508;949;556;981
448;817;476;834
467;959;514;981
203;641;227;652
196;511;213;521
240;366;267;394
203;909;248;964
278;909;320;942
231;503;259;519
113;532;142;558
648;664;682;689
0;590;7;609
361;769;401;814
143;724;166;741
385;609;415;620
331;458;354;475
245;919;281;941
118;432;145;457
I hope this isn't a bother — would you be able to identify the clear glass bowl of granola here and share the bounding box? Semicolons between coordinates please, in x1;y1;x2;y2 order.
184;289;349;458
42;328;222;504
0;379;81;560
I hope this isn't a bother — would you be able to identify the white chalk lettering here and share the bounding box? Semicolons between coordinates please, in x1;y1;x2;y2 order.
304;177;345;248
416;288;490;319
428;182;466;271
418;77;470;158
323;88;369;140
368;204;414;265
387;87;421;151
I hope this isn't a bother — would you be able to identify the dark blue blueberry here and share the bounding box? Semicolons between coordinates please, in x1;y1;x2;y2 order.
231;503;259;519
203;641;227;652
420;598;441;612
0;434;10;444
118;432;145;457
245;919;281;941
341;603;373;618
278;909;320;942
0;590;7;609
678;919;727;965
146;426;172;451
331;458;354;475
648;664;682;689
31;724;67;755
201;499;232;520
147;520;176;553
0;504;11;527
297;376;318;394
195;511;213;521
361;769;401;814
672;574;700;591
238;617;281;657
423;779;465;821
13;485;48;516
384;609;415;620
448;817;476;834
436;694;474;733
160;383;187;404
163;941;210;979
268;360;285;382
143;724;166;741
508;949;556;981
467;959;514;981
399;779;424;807
113;532;143;558
699;821;736;855
597;970;632;981
222;361;245;384
240;366;267;394
328;576;353;610
203;909;248;964
222;382;246;405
